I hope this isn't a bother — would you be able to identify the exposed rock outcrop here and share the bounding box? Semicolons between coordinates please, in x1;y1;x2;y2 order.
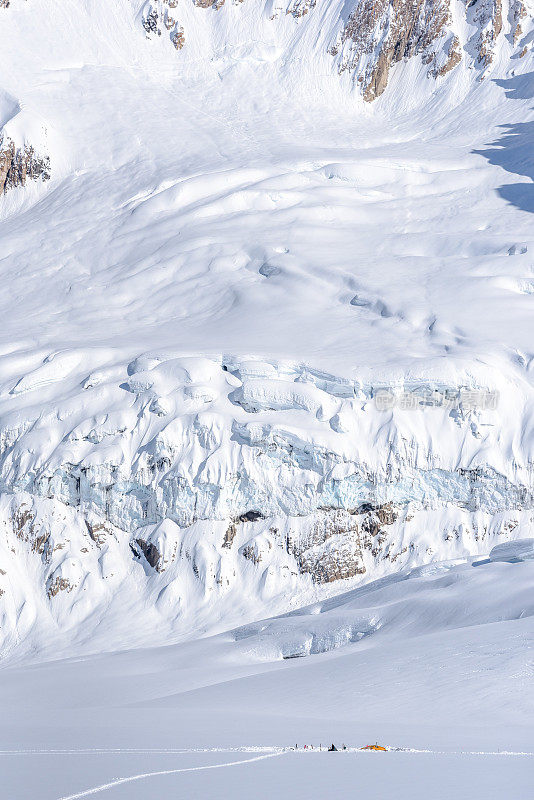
0;137;50;194
194;0;226;8
47;576;75;599
142;0;186;49
222;521;237;548
170;25;185;49
134;536;163;570
332;0;451;99
294;509;365;583
470;0;503;67
331;0;525;98
433;35;462;76
286;0;317;18
510;0;527;44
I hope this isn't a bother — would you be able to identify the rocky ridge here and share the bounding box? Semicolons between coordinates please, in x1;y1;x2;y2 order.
140;0;533;100
2;0;534;102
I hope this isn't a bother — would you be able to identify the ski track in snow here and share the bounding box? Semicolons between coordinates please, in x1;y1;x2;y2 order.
1;745;531;799
55;751;284;800
0;747;277;755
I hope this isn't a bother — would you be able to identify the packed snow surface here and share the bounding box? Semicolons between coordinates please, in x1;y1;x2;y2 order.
1;554;533;798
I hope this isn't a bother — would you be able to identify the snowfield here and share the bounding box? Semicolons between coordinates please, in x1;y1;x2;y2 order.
0;0;533;796
1;552;533;798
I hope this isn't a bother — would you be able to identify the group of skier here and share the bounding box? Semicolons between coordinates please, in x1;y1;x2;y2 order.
293;743;348;751
292;742;387;752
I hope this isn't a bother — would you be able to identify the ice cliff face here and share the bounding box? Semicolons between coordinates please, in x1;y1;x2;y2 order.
0;351;532;658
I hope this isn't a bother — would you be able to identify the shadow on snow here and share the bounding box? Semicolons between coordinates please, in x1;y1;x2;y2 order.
474;71;534;214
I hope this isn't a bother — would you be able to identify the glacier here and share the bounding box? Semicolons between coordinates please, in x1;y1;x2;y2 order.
0;1;533;796
0;0;533;658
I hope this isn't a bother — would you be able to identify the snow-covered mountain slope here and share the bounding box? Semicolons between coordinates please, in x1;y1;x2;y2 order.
140;0;533;101
1;550;533;798
0;0;533;658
